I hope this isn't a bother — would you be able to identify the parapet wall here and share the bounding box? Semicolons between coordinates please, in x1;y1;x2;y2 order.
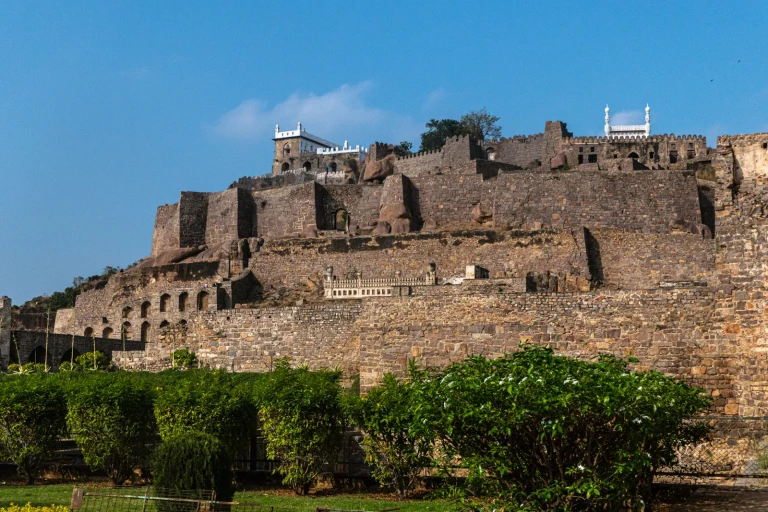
7;331;144;369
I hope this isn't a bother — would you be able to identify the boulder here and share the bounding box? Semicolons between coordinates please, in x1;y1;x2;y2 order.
379;203;409;224
423;218;438;231
372;221;391;235
550;152;567;170
302;225;318;238
363;153;397;181
472;203;493;224
391;218;412;234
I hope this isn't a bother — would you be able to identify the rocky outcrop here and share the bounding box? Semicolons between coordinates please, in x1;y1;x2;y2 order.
363;153;397;182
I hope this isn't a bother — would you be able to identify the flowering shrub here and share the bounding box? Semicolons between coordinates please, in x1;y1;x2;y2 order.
0;504;68;512
415;346;711;511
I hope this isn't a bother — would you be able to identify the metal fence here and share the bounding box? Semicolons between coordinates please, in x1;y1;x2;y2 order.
70;487;269;512
655;416;768;486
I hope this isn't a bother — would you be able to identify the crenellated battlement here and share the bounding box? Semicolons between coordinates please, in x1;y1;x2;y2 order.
397;148;443;160
563;134;706;144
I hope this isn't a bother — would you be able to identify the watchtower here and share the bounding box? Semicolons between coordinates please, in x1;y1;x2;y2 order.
272;122;339;175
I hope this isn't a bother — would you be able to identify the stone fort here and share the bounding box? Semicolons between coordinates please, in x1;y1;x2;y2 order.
3;105;768;417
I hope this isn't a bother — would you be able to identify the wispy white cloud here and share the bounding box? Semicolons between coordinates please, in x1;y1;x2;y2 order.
422;88;448;113
211;82;388;141
610;110;644;125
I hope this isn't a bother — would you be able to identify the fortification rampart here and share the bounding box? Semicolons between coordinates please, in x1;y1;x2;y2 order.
7;330;144;369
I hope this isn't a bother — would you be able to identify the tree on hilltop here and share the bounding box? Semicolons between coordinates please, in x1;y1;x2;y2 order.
418;108;501;152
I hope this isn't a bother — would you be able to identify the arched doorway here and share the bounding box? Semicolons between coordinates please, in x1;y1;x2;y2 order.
281;162;290;172
197;291;209;311
283;143;291;157
486;148;496;161
628;152;640;159
121;321;132;341
84;327;94;338
61;348;80;366
141;301;151;318
102;327;113;339
303;161;312;171
140;322;151;342
335;210;349;231
28;346;47;365
122;306;133;319
159;320;170;330
328;162;337;173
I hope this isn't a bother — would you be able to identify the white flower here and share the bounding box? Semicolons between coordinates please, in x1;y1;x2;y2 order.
577;465;585;471
633;418;642;424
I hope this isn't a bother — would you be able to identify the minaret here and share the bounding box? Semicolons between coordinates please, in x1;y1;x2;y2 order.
644;104;651;137
604;105;611;137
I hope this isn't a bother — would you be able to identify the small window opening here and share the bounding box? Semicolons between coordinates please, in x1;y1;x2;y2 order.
588;154;598;163
578;154;584;165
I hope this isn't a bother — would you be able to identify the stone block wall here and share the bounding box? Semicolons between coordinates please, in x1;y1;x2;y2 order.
394;149;444;178
10;330;144;369
484;133;546;168
319;184;382;231
251;230;590;291
152;204;180;257
251;182;319;238
409;173;492;228
179;192;209;249
494;169;702;232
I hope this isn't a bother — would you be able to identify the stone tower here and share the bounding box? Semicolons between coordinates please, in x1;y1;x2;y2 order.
272;122;339;175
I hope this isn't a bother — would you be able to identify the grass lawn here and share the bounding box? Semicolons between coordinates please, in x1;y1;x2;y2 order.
0;484;446;511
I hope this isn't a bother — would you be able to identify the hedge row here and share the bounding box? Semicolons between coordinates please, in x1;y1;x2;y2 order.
0;347;711;511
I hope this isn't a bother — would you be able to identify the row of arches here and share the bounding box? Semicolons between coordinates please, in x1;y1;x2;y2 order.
83;319;187;342
280;161;338;173
120;291;209;320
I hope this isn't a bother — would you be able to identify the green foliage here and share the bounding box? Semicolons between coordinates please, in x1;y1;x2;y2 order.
172;348;198;369
419;109;502;152
0;376;67;483
75;351;110;371
152;432;234;502
393;141;413;157
349;372;434;497
154;370;257;454
66;374;157;485
419;119;468;152
57;361;79;373
414;346;711;511
6;363;20;373
259;366;345;495
47;288;79;312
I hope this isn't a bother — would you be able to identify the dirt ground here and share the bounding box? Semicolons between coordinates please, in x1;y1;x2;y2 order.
657;487;768;511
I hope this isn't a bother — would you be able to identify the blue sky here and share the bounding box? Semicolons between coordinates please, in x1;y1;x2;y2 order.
1;1;767;303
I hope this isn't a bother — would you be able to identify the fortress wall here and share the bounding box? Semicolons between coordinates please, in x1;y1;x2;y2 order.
408;173;492;227
10;331;144;369
204;188;248;248
179;192;209;248
486;133;546;168
251;182;319;238
394;149;444;178
494;169;702;232
589;229;716;289
251;230;589;290
152;204;180;257
113;304;362;375
319;185;382;230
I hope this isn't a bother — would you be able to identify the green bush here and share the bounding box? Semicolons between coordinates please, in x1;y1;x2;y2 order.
152;432;233;502
6;363;20;374
58;361;79;372
171;348;197;369
154;370;256;454
415;346;711;511
75;351;110;371
0;376;67;483
66;374;157;485
259;364;345;495
349;372;434;497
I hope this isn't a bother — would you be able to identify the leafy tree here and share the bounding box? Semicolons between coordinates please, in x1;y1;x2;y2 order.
415;346;711;511
460;107;502;141
393;141;413;157
66;374;157;485
154;370;257;455
259;365;345;495
0;376;67;483
152;432;234;502
75;350;110;371
348;372;434;497
47;287;79;312
419;119;469;152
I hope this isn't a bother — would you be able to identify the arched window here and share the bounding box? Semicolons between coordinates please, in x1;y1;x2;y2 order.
281;162;290;172
303;161;312;171
160;294;170;313
159;320;170;330
179;292;188;312
486;148;496;161
140;301;151;318
628;152;639;159
122;306;133;319
102;327;113;339
121;322;132;341
335;210;349;231
140;322;151;342
84;327;94;338
283;143;291;157
328;162;337;173
197;291;209;311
